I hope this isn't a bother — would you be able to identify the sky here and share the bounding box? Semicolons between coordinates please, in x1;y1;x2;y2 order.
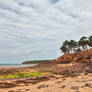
0;0;92;64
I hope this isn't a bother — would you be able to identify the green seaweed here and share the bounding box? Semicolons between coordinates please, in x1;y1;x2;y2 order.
0;72;43;79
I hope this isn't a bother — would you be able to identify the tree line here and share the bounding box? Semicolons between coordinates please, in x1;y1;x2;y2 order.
60;35;92;54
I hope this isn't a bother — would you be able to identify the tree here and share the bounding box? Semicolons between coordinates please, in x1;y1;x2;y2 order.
60;40;70;54
88;35;92;48
78;36;88;50
75;48;81;52
69;40;78;52
60;35;92;54
60;45;69;54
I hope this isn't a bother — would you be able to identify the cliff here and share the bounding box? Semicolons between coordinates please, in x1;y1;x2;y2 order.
56;49;92;63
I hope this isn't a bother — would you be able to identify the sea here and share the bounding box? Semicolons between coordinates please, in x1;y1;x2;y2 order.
0;64;37;68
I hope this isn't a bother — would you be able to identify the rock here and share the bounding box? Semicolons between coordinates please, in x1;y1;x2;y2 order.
62;78;66;80
61;85;66;88
25;89;30;91
37;84;48;89
54;72;60;75
55;81;61;84
70;86;79;90
86;70;92;73
81;86;84;88
75;91;80;92
84;72;88;75
0;83;17;88
31;76;49;81
84;83;92;88
0;69;18;75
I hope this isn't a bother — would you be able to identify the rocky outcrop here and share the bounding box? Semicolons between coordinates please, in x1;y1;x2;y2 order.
56;49;92;63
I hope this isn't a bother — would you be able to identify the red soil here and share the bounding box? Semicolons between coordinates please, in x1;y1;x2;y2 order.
56;49;92;63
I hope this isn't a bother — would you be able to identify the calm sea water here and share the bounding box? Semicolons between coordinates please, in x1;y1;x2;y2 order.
0;64;37;68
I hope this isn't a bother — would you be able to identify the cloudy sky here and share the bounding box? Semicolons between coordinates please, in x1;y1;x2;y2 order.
0;0;92;64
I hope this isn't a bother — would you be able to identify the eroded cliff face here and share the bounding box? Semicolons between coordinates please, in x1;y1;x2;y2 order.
56;49;92;63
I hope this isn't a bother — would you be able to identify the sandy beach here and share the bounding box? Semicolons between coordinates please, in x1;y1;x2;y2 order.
0;62;92;92
0;72;92;92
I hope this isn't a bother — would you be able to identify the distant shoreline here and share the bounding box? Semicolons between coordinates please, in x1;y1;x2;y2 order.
22;59;56;64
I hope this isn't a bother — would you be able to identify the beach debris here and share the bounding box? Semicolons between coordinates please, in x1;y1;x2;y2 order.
37;84;48;89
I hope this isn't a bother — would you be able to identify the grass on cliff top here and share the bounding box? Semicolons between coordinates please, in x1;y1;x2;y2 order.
0;72;43;79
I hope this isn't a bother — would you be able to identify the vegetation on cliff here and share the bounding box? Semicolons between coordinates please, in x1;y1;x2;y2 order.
22;60;56;64
60;35;92;54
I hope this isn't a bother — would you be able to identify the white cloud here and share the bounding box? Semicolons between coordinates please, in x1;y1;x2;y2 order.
0;0;92;63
